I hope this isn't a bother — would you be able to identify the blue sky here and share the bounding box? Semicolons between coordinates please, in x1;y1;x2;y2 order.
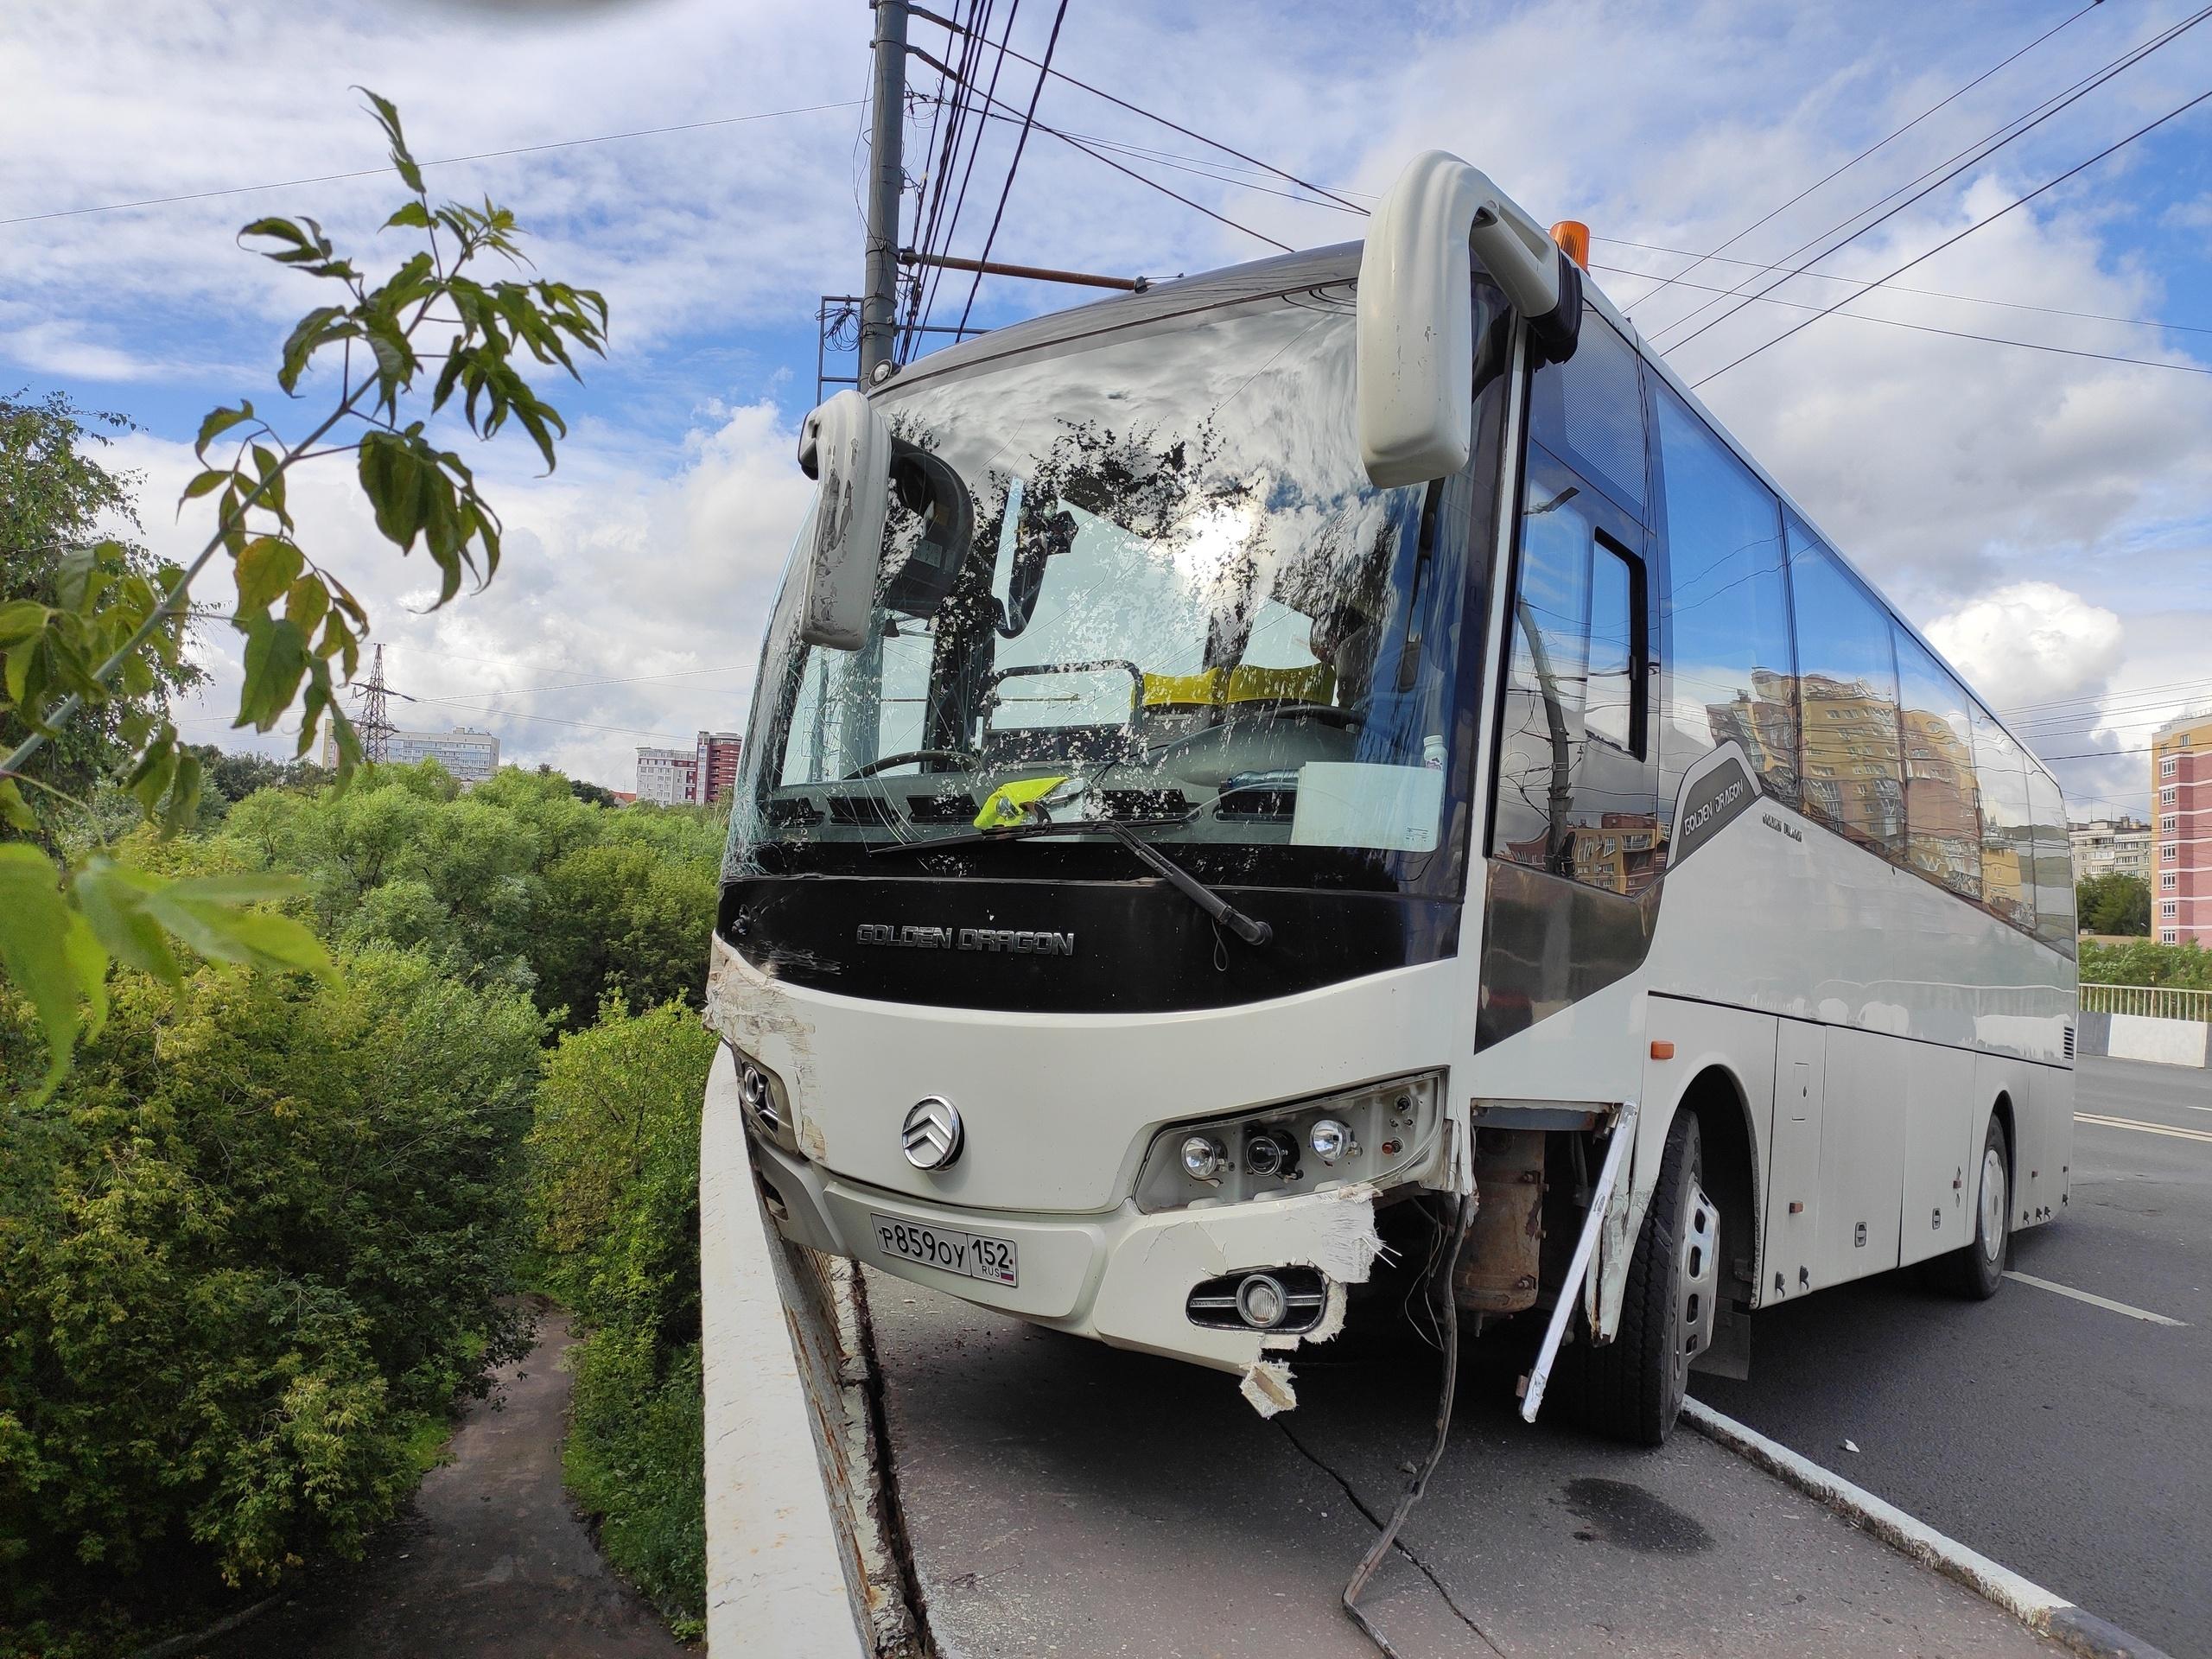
3;0;2208;810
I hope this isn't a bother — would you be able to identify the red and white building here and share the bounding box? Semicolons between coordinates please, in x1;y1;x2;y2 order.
2152;713;2212;947
635;731;742;805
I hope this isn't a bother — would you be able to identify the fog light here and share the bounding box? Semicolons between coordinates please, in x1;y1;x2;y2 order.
1180;1135;1227;1180
1245;1128;1299;1179
1236;1273;1288;1328
1308;1117;1352;1165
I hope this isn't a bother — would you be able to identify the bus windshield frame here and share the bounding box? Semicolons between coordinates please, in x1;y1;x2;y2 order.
728;270;1510;905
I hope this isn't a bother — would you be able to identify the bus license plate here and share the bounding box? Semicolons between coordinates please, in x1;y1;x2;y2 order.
870;1213;1019;1287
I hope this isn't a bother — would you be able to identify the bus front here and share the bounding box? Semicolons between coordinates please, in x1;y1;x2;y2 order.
707;245;1521;1398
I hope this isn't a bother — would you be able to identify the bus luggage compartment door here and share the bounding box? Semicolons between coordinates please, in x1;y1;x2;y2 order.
1764;1020;1824;1302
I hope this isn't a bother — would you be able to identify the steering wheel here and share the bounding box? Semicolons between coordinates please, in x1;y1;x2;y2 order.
842;747;985;780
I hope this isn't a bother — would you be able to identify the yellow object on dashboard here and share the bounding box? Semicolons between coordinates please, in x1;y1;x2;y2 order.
1138;663;1335;708
972;774;1071;830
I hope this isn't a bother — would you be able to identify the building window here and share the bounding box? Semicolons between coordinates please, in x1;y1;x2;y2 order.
2164;815;2180;833
2163;756;2180;778
2166;843;2180;861
2164;872;2179;890
2163;900;2178;918
2163;929;2180;944
2164;786;2179;806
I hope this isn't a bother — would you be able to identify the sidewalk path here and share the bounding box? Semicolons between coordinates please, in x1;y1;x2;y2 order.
202;1310;686;1659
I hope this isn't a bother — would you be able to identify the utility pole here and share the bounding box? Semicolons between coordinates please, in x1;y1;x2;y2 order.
859;0;909;387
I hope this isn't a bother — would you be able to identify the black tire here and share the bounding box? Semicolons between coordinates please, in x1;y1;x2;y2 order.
1568;1111;1707;1446
1940;1114;2009;1300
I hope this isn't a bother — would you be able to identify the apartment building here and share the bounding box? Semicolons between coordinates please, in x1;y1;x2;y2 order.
2152;714;2212;946
2069;818;2152;885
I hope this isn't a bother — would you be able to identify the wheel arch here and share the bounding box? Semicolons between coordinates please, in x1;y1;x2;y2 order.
1676;1063;1758;1306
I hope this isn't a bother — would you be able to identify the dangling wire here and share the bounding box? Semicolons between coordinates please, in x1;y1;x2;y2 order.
1343;1190;1476;1657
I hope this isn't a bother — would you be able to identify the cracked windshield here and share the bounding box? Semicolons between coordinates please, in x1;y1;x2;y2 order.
733;281;1494;890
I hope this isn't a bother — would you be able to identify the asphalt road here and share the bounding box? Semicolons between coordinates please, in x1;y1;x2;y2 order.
873;1286;2062;1657
1699;1052;2212;1657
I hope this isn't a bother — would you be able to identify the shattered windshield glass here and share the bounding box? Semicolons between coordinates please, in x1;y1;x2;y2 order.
729;275;1500;897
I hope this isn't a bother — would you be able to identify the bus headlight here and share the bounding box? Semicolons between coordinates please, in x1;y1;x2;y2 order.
1133;1073;1442;1213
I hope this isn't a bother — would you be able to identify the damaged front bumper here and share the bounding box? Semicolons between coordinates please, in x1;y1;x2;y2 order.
740;1094;1389;1414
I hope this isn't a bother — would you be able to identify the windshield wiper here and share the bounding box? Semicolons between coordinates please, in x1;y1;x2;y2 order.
870;817;1273;946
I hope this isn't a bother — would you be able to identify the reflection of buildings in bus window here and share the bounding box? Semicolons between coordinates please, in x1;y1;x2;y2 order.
1703;666;1798;799
1502;811;1663;898
1900;708;1981;897
1796;671;1904;850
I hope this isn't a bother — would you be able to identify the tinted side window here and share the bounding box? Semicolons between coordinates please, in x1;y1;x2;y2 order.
1528;312;1647;519
2025;765;2077;955
1652;387;1796;817
1491;450;1658;895
1788;535;1904;860
1892;625;1982;901
1972;709;2036;931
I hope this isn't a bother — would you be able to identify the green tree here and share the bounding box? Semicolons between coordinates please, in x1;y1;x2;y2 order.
0;944;543;1637
2075;872;2151;936
530;1001;718;1637
2080;937;2212;991
0;90;607;1092
536;840;718;1027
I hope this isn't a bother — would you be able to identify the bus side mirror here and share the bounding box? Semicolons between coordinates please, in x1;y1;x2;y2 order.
794;390;893;651
1356;151;1582;489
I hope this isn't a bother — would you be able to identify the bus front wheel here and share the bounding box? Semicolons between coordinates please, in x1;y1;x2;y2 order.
1567;1110;1716;1446
1939;1116;2009;1300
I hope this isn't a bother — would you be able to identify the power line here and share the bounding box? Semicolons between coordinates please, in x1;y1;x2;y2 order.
1626;1;2102;317
978;35;1368;214
1694;81;2212;386
1999;674;2212;715
955;0;1068;337
389;689;694;741
1596;235;2211;338
1585;261;2212;378
1653;5;2212;354
0;98;867;228
918;0;1020;340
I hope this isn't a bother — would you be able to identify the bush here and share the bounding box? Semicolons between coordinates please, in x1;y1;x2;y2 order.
0;945;543;1642
529;1001;717;1635
2081;936;2212;990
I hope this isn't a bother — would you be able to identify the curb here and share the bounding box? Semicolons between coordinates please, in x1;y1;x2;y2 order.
124;1594;280;1659
1683;1399;2173;1659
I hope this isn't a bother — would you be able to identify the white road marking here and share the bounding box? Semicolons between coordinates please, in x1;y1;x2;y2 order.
2004;1271;2188;1327
2074;1110;2212;1144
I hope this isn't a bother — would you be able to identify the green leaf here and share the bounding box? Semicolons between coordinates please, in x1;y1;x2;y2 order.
0;843;108;1096
285;575;329;636
236;616;309;732
0;779;33;832
356;87;425;194
73;855;181;985
0;600;50;647
234;537;305;617
137;874;331;977
276;305;348;396
385;200;433;231
181;467;231;502
194;402;255;458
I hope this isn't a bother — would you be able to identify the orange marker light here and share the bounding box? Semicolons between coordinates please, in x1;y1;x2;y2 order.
1549;219;1591;271
1649;1039;1675;1060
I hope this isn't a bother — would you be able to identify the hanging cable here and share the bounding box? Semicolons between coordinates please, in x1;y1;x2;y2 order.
917;0;1020;340
1693;82;2212;386
1654;4;2212;353
1626;1;2103;316
954;0;1069;336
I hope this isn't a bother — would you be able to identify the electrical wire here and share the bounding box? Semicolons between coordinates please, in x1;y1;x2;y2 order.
1597;235;2212;338
0;99;868;228
1626;1;2103;317
955;0;1069;336
917;0;1020;343
1694;81;2212;386
1585;262;2212;378
1655;4;2212;354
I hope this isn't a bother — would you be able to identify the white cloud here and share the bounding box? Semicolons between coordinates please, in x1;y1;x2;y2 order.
1924;579;2123;724
150;397;810;789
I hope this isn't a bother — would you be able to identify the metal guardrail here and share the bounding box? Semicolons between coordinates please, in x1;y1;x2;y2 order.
2080;982;2212;1022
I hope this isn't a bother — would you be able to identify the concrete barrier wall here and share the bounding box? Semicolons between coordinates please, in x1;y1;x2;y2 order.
2075;1011;2110;1058
2106;1012;2211;1068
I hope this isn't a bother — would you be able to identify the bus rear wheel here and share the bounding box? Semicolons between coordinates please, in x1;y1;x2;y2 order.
1568;1110;1717;1446
1939;1115;2009;1300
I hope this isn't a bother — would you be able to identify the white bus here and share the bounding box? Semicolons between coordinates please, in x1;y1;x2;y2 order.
705;153;2076;1447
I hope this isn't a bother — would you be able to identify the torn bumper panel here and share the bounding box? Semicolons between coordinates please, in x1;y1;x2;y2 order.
747;1131;1385;1378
